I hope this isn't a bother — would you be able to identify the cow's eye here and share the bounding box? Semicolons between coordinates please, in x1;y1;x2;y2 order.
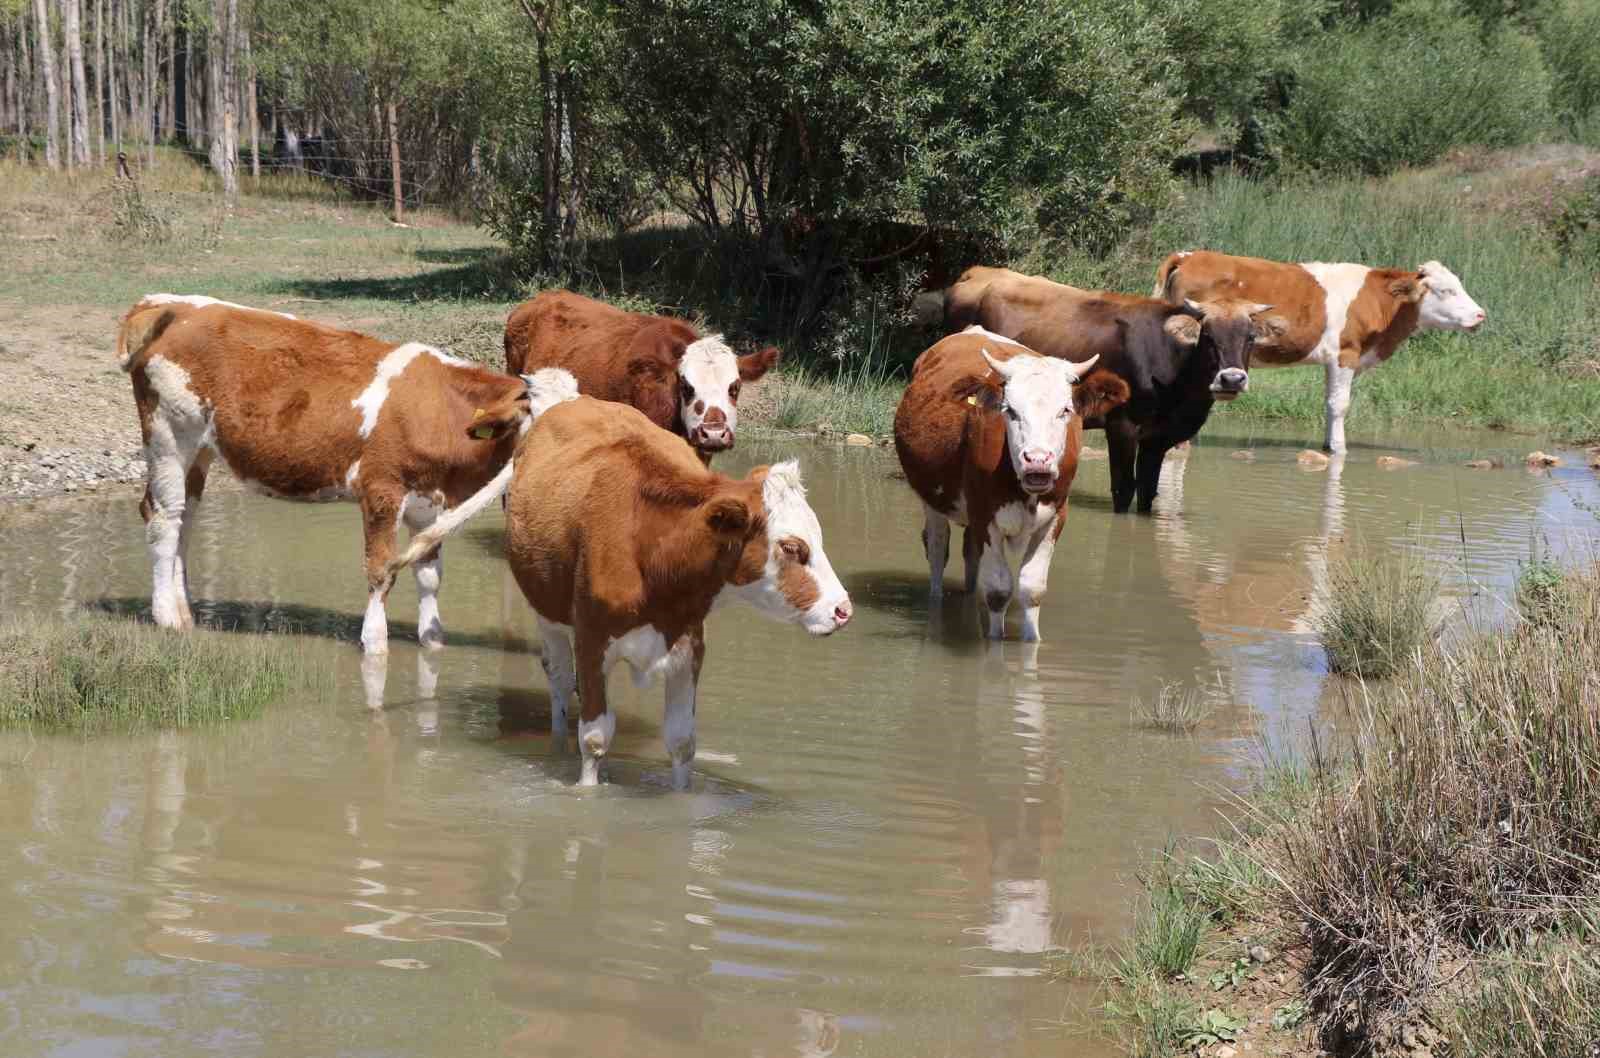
729;381;741;401
779;536;811;564
680;379;695;400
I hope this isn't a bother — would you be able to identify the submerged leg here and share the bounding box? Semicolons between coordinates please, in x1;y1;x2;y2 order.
1134;439;1172;515
1105;417;1139;515
661;633;704;791
977;525;1015;640
922;504;951;601
574;634;613;787
537;616;577;745
359;491;404;655
1323;362;1356;455
172;451;212;628
141;423;204;630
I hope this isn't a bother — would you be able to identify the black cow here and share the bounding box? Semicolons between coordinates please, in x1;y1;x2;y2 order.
929;265;1268;514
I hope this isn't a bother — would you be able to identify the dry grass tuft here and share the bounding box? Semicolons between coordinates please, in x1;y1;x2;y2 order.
1316;546;1440;679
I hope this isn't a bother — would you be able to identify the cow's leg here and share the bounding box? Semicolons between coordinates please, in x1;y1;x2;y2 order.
661;632;704;791
1323;362;1356;455
172;450;213;628
140;418;205;630
536;616;577;745
574;633;614;787
963;524;982;595
1016;518;1062;643
1134;441;1171;515
359;490;405;655
978;524;1015;639
922;504;951;601
401;501;445;649
1105;417;1139;514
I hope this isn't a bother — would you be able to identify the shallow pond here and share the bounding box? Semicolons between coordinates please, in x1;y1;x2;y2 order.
2;426;1596;1057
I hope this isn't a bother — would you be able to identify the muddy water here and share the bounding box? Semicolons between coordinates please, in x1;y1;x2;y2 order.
2;427;1596;1058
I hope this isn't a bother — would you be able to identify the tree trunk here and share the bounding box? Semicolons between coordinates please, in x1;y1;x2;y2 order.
207;0;237;198
387;99;402;221
246;34;258;181
65;0;88;168
16;10;31;162
92;0;103;164
143;0;156;164
160;0;172;141
33;0;60;169
106;0;117;149
537;15;558;267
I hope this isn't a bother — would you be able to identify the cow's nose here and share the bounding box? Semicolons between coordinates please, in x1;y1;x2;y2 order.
1215;368;1248;390
1022;448;1053;468
833;600;853;626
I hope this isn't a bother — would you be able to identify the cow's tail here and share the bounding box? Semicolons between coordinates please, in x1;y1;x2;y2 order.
1151;251;1192;300
116;298;178;371
911;288;947;329
383;368;579;579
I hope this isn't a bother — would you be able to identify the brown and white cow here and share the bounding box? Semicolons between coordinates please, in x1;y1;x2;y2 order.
504;290;779;460
118;294;539;655
933;265;1271;514
894;328;1129;640
1154;250;1486;453
388;379;852;788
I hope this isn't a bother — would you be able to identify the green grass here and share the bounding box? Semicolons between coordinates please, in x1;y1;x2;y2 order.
1315;545;1441;679
0;613;324;731
1448;923;1600;1058
1134;680;1216;733
769;368;901;438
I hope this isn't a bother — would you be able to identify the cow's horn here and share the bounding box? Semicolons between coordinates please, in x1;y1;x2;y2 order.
1070;354;1100;380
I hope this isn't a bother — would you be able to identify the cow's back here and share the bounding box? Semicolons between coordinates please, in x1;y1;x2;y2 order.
896;334;1016;519
1157;250;1327;361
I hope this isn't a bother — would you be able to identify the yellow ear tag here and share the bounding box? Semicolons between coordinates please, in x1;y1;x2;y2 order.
965;395;978;406
471;424;495;440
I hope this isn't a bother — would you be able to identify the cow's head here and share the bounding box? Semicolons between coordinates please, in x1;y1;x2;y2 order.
1414;261;1486;332
727;460;852;635
981;348;1099;495
1167;300;1278;401
679;336;780;454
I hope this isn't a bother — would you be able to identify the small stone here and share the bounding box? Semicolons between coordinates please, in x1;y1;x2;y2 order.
1215;1046;1238;1058
1297;449;1330;468
1589;450;1600;470
1230;450;1256;461
1376;455;1417;468
1079;445;1106;460
815;422;834;436
845;433;873;446
1525;450;1561;468
1249;944;1274;964
1463;459;1497;469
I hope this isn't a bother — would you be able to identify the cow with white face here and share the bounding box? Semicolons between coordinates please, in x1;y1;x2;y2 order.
1156;251;1486;453
504;290;779;463
387;386;852;789
894;328;1131;640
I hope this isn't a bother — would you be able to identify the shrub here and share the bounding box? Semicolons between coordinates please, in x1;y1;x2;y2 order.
1516;553;1577;628
1274;566;1600;1040
1539;0;1600;137
1316;546;1439;678
0;614;321;731
1275;0;1554;174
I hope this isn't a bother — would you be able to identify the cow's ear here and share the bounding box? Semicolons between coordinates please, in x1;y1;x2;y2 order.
1163;313;1201;347
704;496;751;537
1073;369;1131;421
1254;314;1291;341
628;354;667;380
738;346;780;382
1389;275;1425;303
466;394;529;441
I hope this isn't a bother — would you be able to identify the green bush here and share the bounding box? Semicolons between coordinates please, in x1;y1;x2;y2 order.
1316;546;1439;679
1275;0;1554;173
1539;0;1600;137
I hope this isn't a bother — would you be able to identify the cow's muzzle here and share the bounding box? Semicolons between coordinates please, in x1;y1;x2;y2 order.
690;425;734;451
1210;368;1249;401
1019;450;1057;493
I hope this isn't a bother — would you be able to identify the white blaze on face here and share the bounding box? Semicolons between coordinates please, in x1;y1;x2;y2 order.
733;460;853;635
1416;261;1486;332
678;336;743;452
983;349;1091;494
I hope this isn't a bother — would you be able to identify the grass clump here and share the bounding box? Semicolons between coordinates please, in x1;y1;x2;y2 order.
1276;565;1600;1044
1135;680;1215;733
1316;546;1439;679
770;369;901;439
0;613;321;731
1448;927;1600;1057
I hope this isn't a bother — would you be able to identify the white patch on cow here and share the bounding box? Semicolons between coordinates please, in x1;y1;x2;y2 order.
424;347;472;368
661;636;699;790
345;461;361;491
1300;262;1371;369
402;495;445;649
679;336;742;448
603;625;678;689
720;461;852;635
140;356;214;630
981;349;1091;493
140;293;296;319
351;342;429;439
978;500;1061;641
959;324;1025;348
361;588;389;655
1415;261;1485;331
523;368;580;424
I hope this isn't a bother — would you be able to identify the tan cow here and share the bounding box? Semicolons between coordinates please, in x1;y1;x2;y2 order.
1154;250;1485;453
117;294;537;655
504;290;779;461
894;328;1129;640
388;378;852;788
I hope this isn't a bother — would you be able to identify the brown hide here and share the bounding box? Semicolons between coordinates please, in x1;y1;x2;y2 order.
1154;250;1328;365
504;396;784;721
1339;268;1424;368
